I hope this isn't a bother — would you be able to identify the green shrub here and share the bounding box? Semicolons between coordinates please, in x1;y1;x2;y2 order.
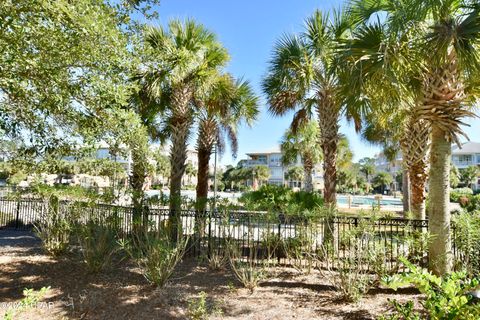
463;194;480;212
34;197;74;256
187;291;208;320
77;222;119;273
453;211;480;275
382;258;480;320
319;217;389;302
451;188;474;203
3;287;50;320
239;185;323;215
225;236;266;292
187;291;222;320
121;227;187;287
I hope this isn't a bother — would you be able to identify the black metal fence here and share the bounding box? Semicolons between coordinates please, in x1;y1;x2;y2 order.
0;198;463;273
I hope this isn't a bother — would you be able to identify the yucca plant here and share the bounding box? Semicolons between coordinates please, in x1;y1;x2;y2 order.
122;226;187;287
77;221;119;273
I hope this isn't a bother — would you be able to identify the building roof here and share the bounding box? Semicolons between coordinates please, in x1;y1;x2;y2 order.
246;146;281;156
452;142;480;154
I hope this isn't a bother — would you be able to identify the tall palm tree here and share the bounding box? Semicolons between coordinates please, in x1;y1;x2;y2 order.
194;74;259;211
262;9;360;207
347;0;480;275
280;121;322;192
140;20;229;240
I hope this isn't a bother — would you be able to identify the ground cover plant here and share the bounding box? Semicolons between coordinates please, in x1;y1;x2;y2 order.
382;258;480;320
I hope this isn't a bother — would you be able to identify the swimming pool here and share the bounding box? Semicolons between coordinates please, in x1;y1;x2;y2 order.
337;195;403;207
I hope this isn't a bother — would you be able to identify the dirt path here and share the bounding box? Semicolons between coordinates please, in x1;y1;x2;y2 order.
0;230;422;319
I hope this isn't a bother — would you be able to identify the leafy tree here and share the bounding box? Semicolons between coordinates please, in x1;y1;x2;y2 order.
372;172;393;195
139;20;229;240
0;0;144;153
280;121;322;192
460;166;479;190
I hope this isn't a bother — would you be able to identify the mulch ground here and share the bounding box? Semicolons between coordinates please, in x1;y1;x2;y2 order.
0;230;423;320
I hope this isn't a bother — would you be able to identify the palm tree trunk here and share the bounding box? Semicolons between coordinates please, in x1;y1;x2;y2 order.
303;154;314;192
402;168;410;213
317;100;339;206
420;51;472;275
428;126;453;275
196;148;211;210
401;116;430;220
130;149;148;234
169;85;194;242
130;157;145;230
195;118;217;211
409;162;428;220
317;92;339;251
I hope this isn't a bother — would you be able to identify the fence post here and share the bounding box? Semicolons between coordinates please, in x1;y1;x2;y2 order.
207;210;212;259
15;199;21;229
277;214;282;264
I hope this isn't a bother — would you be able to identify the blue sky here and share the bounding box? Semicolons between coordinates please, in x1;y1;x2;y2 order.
149;0;480;166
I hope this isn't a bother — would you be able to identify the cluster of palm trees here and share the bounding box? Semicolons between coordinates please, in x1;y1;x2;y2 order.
129;20;259;239
262;0;480;275
223;164;271;191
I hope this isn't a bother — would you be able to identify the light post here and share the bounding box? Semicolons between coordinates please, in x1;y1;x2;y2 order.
213;144;218;212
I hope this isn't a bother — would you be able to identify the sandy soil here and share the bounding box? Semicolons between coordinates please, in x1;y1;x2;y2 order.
0;230;423;320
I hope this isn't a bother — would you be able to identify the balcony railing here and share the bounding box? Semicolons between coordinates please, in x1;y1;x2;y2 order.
453;160;476;167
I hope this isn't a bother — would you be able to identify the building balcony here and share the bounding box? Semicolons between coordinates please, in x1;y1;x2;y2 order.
453;160;478;168
244;160;268;166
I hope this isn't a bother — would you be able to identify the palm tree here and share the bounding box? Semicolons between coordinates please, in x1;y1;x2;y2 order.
358;157;375;182
347;0;480;275
194;74;259;211
153;151;170;187
140;20;229;240
184;162;196;186
361;97;430;219
450;164;460;188
372;172;393;195
262;9;360;207
460;166;479;189
249;165;270;190
280;121;322;192
285;166;304;188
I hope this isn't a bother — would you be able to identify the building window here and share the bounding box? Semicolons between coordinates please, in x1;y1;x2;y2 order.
476;154;480;164
459;155;472;163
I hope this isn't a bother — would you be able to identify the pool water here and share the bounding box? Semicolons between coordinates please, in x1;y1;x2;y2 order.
337;196;402;207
